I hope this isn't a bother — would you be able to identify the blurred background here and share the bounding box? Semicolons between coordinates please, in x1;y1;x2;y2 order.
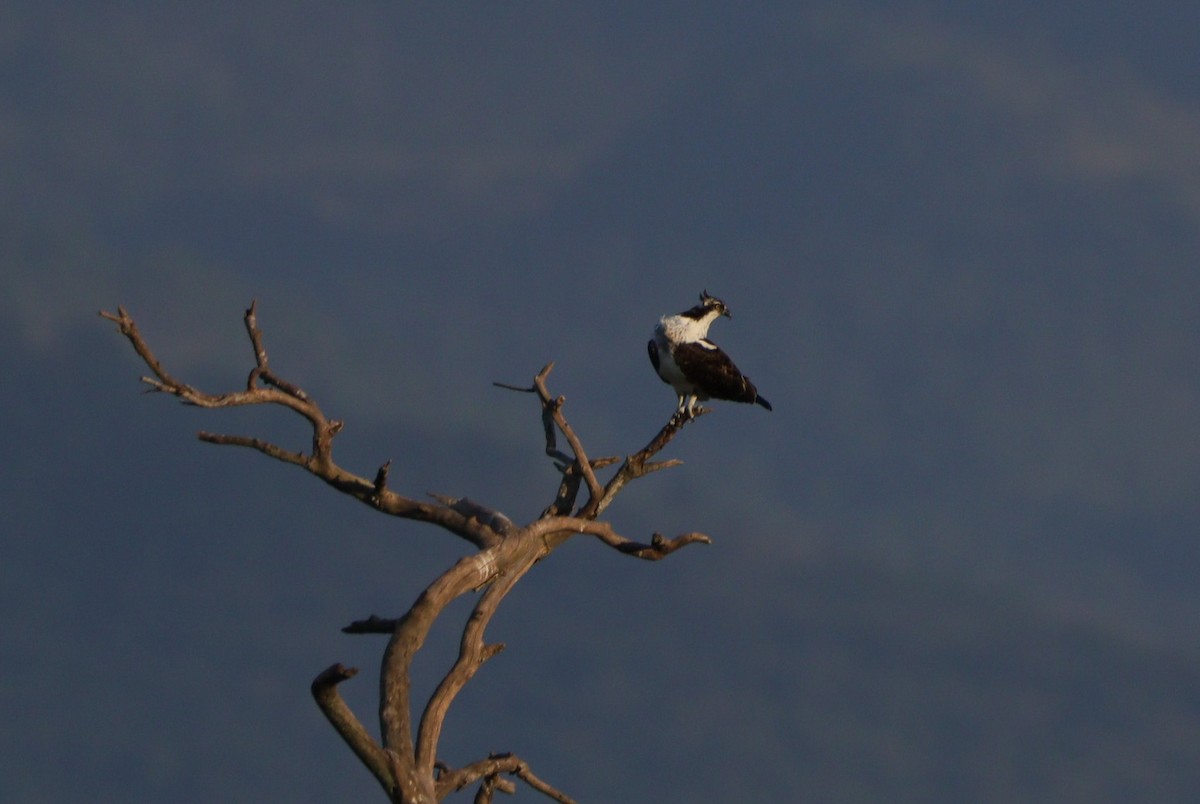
4;2;1200;801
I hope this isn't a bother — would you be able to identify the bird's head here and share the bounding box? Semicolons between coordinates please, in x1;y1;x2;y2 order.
699;290;731;319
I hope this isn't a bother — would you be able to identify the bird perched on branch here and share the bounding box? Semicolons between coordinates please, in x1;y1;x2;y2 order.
648;290;772;418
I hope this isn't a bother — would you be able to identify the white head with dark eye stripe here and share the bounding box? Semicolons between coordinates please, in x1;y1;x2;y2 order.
658;290;731;342
687;290;731;321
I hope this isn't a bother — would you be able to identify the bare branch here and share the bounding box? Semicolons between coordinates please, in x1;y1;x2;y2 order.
343;615;399;634
581;408;707;520
531;365;605;508
439;753;577;804
198;431;310;468
495;367;569;464
100;305;503;550
491;380;535;394
415;551;535;777
376;549;509;776
311;664;396;797
539;456;621;518
510;759;577;804
243;299;310;399
373;460;392;496
100;306;196;395
529;516;712;559
426;494;517;538
500;362;704;521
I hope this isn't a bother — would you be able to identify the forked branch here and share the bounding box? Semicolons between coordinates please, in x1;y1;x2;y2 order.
498;362;706;520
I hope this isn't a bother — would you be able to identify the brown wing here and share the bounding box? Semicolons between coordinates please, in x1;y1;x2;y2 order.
671;340;761;404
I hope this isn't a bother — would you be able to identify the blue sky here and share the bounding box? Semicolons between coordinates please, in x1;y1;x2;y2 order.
4;3;1200;801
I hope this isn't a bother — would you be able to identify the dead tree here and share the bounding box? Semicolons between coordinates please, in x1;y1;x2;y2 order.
101;301;711;803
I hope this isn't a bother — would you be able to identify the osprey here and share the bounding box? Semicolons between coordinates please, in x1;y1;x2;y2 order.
648;291;772;418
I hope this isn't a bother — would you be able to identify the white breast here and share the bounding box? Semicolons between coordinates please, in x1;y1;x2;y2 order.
658;313;711;344
651;333;695;393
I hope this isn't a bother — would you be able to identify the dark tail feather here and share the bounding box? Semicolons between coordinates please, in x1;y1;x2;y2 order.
756;395;772;411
